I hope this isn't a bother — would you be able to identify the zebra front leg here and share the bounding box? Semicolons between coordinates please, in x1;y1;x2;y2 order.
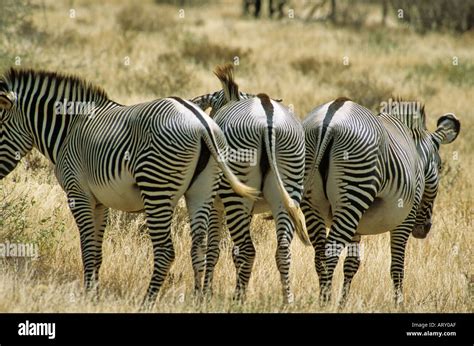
203;204;224;297
340;234;362;307
390;228;411;306
142;203;175;307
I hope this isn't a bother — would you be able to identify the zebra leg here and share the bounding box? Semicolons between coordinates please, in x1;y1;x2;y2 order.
340;234;362;307
185;161;219;296
301;199;327;289
91;204;109;286
220;162;260;302
229;208;254;303
221;186;255;302
274;208;294;304
320;207;363;305
264;177;296;304
203;202;224;297
142;203;175;305
390;228;411;306
67;193;101;293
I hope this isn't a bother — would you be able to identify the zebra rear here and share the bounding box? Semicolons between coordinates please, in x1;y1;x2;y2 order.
302;97;460;306
0;68;258;306
192;64;308;303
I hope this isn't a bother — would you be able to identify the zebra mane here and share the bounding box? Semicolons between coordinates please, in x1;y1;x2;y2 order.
3;67;109;101
214;63;240;102
386;96;427;130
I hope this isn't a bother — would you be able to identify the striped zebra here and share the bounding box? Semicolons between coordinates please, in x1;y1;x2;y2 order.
191;64;309;303
0;68;258;305
302;97;460;306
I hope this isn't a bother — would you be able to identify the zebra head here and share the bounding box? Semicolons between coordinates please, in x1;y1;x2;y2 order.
405;110;460;239
0;74;33;179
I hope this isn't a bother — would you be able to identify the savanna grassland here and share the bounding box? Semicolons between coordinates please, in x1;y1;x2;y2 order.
0;0;472;312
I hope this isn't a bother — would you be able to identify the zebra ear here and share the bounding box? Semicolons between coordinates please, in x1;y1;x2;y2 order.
434;113;460;144
0;91;15;110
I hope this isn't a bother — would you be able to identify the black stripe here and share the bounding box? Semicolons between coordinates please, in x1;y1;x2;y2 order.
257;93;274;152
170;96;215;142
320;97;350;143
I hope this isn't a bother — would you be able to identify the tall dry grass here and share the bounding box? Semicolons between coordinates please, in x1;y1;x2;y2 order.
0;0;472;312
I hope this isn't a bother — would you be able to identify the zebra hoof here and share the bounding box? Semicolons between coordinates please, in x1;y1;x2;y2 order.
393;290;404;307
318;283;333;308
140;296;157;311
232;290;246;305
282;291;294;305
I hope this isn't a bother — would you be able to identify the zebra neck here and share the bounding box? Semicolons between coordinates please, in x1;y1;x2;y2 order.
27;98;115;164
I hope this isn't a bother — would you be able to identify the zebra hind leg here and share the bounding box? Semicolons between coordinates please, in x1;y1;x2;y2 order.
264;176;299;304
141;202;175;308
390;228;411;307
320;206;365;306
339;234;362;308
226;201;255;303
91;204;109;298
67;193;102;296
203;204;224;298
301;200;327;296
185;162;220;299
274;208;295;304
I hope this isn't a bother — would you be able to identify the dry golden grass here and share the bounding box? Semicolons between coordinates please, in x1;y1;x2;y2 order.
0;0;472;312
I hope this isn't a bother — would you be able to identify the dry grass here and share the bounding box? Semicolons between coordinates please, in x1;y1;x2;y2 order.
0;0;472;313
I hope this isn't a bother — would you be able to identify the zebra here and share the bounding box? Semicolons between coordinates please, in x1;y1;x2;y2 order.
191;64;310;303
302;97;460;306
0;67;258;305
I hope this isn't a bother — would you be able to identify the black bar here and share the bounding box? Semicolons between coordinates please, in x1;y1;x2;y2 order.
0;313;471;345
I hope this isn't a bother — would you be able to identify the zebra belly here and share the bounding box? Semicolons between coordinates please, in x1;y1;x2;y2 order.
90;174;144;212
356;195;412;235
309;176;413;234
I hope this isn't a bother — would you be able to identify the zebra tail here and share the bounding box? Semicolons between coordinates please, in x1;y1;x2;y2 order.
201;126;260;201
304;125;334;199
171;96;259;200
260;95;310;246
214;63;240;102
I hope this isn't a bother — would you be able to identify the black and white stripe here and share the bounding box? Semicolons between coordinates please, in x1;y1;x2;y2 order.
302;97;460;306
0;68;257;305
192;64;309;303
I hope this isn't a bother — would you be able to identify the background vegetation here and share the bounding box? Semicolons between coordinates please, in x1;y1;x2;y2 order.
0;0;472;312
